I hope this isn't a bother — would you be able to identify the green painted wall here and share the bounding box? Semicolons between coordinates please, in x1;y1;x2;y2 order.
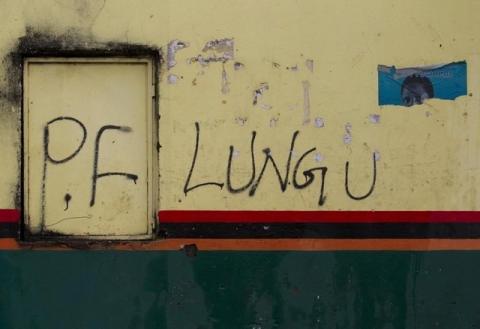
1;251;479;329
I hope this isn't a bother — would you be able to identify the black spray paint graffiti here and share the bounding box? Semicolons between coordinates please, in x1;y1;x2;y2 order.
41;116;138;226
184;122;376;206
90;125;138;206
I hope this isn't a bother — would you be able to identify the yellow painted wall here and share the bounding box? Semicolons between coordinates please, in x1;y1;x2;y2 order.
0;0;479;212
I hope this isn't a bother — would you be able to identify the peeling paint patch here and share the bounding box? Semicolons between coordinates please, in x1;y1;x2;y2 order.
189;38;234;66
343;134;352;145
269;116;279;127
182;244;198;257
302;81;311;125
234;62;244;70
305;59;314;73
221;65;230;94
235;117;248;126
202;38;234;60
167;74;178;84
253;83;269;106
167;39;189;70
314;152;324;163
369;114;380;124
314;117;325;128
188;54;224;66
343;123;352;145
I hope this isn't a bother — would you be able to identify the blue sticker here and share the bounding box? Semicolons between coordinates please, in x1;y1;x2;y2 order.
378;61;467;107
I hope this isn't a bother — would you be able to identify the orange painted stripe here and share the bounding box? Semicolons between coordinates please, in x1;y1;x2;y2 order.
3;238;480;251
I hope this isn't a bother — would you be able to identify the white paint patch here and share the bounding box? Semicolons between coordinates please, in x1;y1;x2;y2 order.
302;81;311;125
343;122;352;145
269;116;279;127
234;62;245;70
343;134;352;145
188;55;212;66
235;117;248;126
252;83;272;110
221;65;230;94
305;59;314;73
345;122;352;133
232;149;240;158
189;38;235;65
314;152;324;163
374;150;381;161
203;38;235;60
167;74;178;84
314;117;325;128
167;40;189;70
369;114;381;124
253;83;269;105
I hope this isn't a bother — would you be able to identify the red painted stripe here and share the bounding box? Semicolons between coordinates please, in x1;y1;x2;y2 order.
158;210;480;223
0;209;20;223
3;209;480;224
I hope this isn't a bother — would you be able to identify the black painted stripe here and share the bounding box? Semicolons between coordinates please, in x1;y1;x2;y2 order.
0;223;18;238
158;222;480;239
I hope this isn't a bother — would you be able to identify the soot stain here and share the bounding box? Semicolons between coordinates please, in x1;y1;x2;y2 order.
2;27;162;231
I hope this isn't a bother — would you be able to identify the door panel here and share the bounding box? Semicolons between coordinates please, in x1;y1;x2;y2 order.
24;59;154;238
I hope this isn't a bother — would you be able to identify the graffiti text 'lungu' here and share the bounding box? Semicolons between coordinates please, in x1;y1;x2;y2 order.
184;122;377;206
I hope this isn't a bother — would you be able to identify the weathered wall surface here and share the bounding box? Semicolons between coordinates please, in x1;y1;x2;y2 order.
1;0;480;212
2;251;480;329
2;2;480;329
